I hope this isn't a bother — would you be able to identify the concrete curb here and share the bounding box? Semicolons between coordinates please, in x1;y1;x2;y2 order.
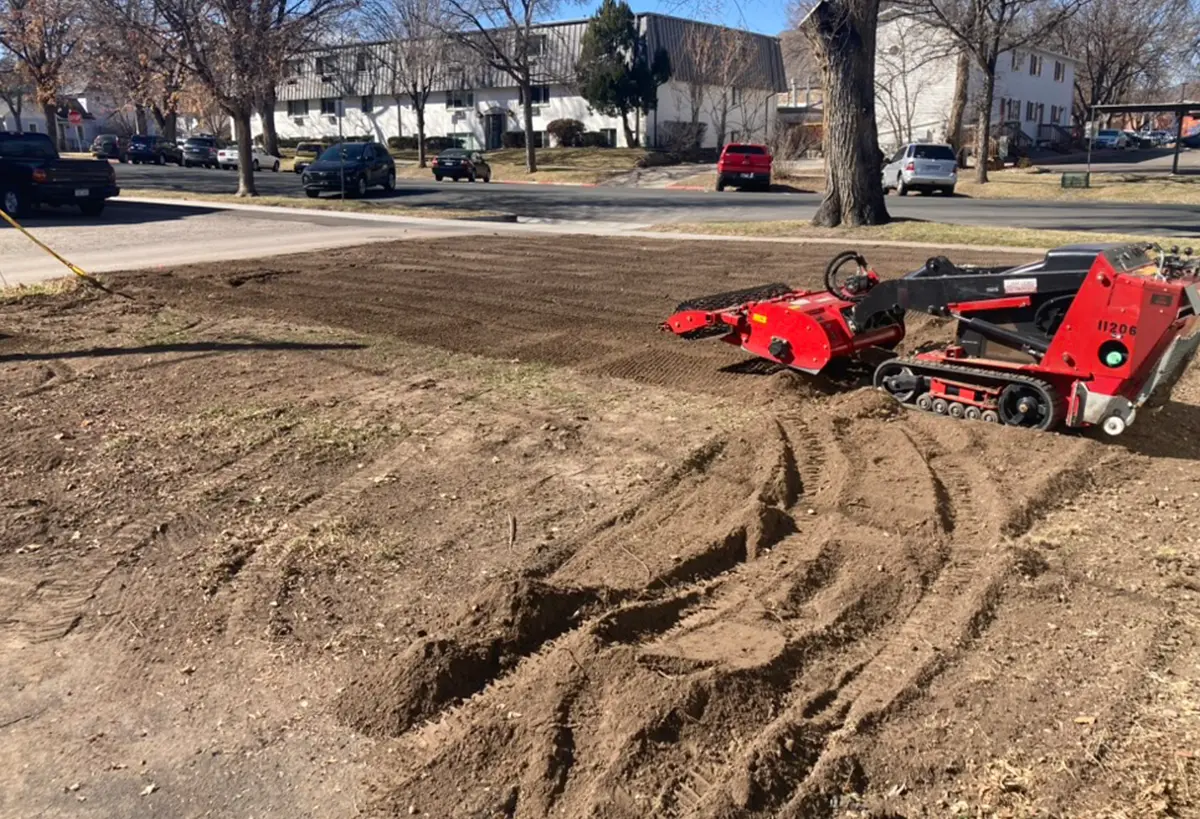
115;196;517;224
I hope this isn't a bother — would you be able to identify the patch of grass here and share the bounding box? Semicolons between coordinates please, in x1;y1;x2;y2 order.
117;188;511;220
956;168;1200;204
645;219;1191;250
0;276;80;304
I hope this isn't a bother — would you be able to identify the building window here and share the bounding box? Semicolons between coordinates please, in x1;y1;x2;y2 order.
362;95;374;113
1029;54;1042;76
601;128;616;147
1054;61;1065;82
356;51;368;72
1005;99;1021;120
731;87;742;105
287;100;309;117
1010;51;1022;71
320;98;338;115
446;90;474;109
284;59;303;77
532;130;546;147
520;85;550;105
1050;105;1061;124
27;122;36;132
526;34;547;59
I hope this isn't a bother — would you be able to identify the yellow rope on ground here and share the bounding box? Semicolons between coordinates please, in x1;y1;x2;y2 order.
0;208;132;299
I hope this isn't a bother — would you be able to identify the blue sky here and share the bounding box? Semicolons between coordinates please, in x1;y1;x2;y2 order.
556;0;792;36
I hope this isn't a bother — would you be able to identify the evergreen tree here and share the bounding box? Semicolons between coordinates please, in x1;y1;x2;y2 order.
576;0;670;147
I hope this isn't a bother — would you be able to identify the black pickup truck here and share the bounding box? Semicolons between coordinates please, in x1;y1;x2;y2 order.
0;132;120;218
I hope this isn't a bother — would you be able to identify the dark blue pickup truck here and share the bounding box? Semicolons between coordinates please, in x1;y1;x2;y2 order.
0;132;120;218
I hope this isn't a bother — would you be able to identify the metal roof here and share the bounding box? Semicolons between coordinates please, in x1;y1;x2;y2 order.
276;13;786;101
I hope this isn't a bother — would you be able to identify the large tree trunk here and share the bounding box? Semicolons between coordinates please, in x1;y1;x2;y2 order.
259;87;279;156
415;100;427;167
520;81;537;172
805;0;889;227
232;109;258;197
41;101;60;150
3;97;23;131
946;50;970;163
162;112;178;142
619;110;635;147
973;61;996;184
135;103;148;135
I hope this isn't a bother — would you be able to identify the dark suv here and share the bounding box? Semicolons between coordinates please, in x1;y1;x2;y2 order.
128;135;183;165
182;136;220;168
301;141;396;198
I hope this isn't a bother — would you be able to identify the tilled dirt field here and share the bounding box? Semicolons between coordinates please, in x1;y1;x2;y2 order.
1;236;1198;819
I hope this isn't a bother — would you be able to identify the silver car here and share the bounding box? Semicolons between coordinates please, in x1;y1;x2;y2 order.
882;142;958;196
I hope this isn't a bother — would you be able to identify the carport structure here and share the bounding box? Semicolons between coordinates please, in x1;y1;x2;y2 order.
1087;101;1200;175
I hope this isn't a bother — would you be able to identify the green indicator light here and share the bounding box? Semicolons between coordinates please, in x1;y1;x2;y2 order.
1105;350;1125;366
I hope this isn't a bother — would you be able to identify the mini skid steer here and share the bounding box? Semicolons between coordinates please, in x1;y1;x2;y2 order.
661;243;1200;435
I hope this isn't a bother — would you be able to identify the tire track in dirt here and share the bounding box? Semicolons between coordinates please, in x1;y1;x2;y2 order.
349;393;1127;819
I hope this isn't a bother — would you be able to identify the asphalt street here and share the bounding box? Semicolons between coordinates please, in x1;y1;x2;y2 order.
113;163;1200;235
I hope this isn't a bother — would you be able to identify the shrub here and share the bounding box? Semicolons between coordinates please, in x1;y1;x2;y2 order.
501;130;525;148
387;136;418;150
424;136;464;151
659;121;707;153
546;118;586;147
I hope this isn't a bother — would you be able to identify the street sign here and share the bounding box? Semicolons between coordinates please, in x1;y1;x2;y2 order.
67;110;81;125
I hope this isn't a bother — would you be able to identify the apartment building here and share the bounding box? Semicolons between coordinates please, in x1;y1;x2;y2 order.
875;10;1077;151
253;14;787;150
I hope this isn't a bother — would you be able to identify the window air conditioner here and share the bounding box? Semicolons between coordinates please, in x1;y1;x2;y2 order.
292;117;304;126
326;115;337;124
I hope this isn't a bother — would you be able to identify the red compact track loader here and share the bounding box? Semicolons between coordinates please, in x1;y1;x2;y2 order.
662;243;1200;435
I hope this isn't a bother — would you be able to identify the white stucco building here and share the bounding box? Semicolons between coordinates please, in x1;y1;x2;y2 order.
874;10;1077;152
252;15;787;150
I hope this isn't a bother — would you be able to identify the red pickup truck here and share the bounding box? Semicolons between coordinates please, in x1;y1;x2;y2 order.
716;143;772;191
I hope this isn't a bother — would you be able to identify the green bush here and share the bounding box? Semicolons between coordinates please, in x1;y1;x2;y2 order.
387;136;418;150
547;118;586;147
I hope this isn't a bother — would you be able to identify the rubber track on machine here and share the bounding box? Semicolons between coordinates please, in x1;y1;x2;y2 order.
673;282;794;314
880;358;1067;429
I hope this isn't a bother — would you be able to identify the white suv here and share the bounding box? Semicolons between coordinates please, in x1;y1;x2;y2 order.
882;143;958;196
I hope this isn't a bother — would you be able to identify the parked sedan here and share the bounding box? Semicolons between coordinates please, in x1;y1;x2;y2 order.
1091;129;1130;150
127;134;183;165
217;144;280;172
182;136;220;168
90;134;127;163
293;142;324;174
433;149;491;182
301;141;396;198
882;142;957;196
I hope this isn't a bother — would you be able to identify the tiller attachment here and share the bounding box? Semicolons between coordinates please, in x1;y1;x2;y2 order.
660;252;905;374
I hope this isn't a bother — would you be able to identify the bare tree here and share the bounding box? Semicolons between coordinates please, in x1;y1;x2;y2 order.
0;0;84;148
799;0;890;227
134;0;348;196
686;26;754;149
86;0;187;139
1049;0;1192;125
903;0;1085;183
441;0;559;172
944;50;969;157
362;0;449;166
0;51;28;130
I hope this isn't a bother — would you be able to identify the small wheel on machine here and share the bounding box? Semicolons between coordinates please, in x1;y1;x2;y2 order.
874;363;921;403
964;406;982;421
998;382;1057;430
932;398;949;414
915;393;934;412
981;410;1000;424
948;402;966;419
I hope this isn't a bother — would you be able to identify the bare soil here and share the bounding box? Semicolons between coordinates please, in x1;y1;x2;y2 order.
1;236;1198;819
